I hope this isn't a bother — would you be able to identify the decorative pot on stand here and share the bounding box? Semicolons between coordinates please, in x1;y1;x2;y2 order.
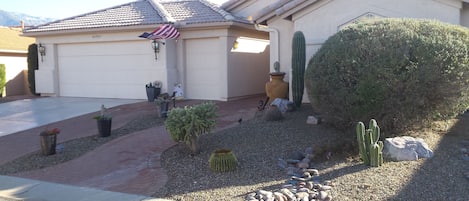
265;72;289;104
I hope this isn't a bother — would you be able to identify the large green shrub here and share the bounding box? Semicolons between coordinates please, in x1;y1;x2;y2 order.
27;43;38;95
165;102;218;154
0;64;5;96
305;18;469;135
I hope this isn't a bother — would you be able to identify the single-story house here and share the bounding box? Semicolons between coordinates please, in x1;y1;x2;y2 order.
23;0;270;101
0;26;35;96
24;0;469;102
222;0;469;102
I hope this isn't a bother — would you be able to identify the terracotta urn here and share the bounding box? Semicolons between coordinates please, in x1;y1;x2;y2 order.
265;72;289;103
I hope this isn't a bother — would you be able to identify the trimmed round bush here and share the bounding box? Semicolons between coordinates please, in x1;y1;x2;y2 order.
305;18;469;135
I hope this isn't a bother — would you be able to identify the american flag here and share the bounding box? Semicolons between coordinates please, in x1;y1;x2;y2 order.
139;24;180;40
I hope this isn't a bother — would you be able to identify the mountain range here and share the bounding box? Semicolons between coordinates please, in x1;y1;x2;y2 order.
0;10;56;27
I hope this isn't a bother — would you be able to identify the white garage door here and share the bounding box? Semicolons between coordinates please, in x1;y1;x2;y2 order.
185;38;221;100
58;41;154;99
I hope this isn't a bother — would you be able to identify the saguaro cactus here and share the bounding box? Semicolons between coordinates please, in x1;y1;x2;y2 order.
356;119;384;167
292;31;306;107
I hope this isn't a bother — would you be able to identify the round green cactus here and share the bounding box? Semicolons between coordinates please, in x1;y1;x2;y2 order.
209;149;238;172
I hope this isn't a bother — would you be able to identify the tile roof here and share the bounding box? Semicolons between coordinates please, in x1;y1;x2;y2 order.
23;0;250;34
0;27;35;52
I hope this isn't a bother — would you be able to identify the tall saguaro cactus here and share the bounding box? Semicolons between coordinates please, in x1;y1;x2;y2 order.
356;119;384;167
292;31;306;107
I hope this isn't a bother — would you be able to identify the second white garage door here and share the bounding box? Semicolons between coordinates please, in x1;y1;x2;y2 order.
185;38;221;100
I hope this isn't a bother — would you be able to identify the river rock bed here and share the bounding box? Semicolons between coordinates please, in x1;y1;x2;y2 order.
245;147;334;201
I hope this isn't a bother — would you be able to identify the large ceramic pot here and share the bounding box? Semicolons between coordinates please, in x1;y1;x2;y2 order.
40;133;57;156
265;72;289;104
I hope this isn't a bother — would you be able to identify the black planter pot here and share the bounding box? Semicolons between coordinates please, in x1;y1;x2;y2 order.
158;102;169;118
97;118;112;137
146;87;161;102
40;133;57;156
146;87;155;102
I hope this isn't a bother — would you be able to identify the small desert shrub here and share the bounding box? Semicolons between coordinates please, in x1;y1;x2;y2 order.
165;102;218;154
0;64;5;96
305;18;469;135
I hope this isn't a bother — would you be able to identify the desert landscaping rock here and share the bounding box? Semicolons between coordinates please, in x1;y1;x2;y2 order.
383;136;434;161
245;147;333;201
264;106;284;121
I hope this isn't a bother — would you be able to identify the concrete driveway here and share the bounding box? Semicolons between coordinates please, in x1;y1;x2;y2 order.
0;97;142;137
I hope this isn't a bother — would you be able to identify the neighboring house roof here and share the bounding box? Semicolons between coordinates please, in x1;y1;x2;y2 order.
23;0;250;35
0;27;35;53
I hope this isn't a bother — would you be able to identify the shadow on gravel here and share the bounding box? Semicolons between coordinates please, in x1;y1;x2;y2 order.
387;113;469;201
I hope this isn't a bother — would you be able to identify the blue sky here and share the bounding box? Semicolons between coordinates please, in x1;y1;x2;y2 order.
2;0;229;19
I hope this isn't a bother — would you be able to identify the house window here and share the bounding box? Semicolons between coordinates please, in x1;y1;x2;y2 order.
231;37;270;53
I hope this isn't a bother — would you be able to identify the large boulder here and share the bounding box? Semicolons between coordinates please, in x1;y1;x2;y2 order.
383;136;433;161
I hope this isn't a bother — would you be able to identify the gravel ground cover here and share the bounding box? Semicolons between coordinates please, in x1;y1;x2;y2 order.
155;107;469;201
0;99;468;201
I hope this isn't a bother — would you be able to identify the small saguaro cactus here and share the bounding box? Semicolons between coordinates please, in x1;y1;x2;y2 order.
291;31;306;107
356;119;384;167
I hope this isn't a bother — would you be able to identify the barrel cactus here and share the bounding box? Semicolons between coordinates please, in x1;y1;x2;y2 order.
209;149;238;172
291;31;306;107
356;119;383;167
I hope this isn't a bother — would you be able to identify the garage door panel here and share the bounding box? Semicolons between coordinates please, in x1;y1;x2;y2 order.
58;41;156;99
186;38;220;100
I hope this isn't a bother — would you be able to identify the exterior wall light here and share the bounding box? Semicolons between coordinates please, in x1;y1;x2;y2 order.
38;43;46;62
151;40;160;60
233;40;239;50
231;37;269;53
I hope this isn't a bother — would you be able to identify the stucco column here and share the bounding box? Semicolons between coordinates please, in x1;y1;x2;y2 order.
219;36;230;100
164;39;179;95
35;43;58;96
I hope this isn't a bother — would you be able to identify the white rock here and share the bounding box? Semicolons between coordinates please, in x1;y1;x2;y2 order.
274;192;287;201
258;189;273;199
306;115;319;124
271;98;292;113
320;185;332;191
280;188;296;200
296;191;309;201
318;191;328;200
383;136;434;161
304;168;319;176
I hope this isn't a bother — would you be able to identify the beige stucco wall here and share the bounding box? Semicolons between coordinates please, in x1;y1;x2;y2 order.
461;3;469;27
0;54;29;96
176;26;269;101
